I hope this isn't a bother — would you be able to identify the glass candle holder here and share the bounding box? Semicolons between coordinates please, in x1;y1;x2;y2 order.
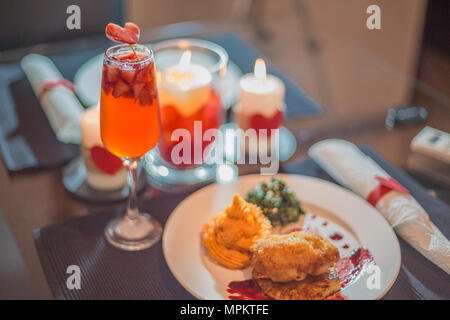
144;39;228;191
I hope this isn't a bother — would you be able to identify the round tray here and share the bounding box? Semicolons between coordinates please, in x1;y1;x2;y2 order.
62;156;147;204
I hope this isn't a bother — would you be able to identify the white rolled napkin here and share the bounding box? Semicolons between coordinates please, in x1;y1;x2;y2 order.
309;139;450;274
21;54;83;144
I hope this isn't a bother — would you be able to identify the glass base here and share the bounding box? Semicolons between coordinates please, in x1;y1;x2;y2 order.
104;213;162;251
144;149;217;192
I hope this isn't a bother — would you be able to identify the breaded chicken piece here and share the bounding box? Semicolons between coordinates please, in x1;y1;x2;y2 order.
255;268;340;300
250;231;340;282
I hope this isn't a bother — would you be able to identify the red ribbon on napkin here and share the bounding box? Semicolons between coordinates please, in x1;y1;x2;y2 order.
39;78;75;100
366;176;409;206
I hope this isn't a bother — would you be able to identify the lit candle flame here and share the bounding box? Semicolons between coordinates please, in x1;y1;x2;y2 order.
179;50;192;71
254;58;266;81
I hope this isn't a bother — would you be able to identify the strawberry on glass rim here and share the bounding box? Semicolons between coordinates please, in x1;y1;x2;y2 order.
105;22;141;61
106;22;140;45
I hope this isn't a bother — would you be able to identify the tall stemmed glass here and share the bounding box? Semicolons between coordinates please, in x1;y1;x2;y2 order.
100;44;162;251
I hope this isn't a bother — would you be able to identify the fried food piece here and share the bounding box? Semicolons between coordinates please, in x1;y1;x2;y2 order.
250;231;340;282
202;195;271;269
255;268;340;300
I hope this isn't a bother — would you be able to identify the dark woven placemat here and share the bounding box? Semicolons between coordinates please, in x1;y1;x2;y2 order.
35;191;195;300
35;145;450;299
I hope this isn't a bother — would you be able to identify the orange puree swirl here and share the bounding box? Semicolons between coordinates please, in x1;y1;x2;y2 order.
202;195;271;269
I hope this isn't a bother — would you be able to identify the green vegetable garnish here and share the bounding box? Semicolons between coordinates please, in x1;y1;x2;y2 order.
246;178;304;227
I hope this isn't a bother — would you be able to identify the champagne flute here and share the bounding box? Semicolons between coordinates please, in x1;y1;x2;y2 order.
100;43;161;251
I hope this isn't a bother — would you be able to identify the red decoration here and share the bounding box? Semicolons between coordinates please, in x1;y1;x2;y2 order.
249;110;283;136
105;22;140;44
227;279;267;300
366;176;409;206
334;247;375;289
90;146;123;175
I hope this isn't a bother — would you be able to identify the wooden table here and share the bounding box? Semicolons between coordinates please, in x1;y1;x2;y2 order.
0;20;449;299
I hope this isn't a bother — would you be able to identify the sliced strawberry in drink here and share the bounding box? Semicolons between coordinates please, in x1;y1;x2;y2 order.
120;69;136;83
147;82;157;96
105;22;140;44
138;89;153;106
113;79;129;98
135;67;149;82
102;81;113;94
114;52;146;62
117;52;137;61
106;66;120;84
133;82;146;99
101;69;112;94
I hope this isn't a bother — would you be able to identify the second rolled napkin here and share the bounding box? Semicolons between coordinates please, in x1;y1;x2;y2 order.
309;139;450;274
21;54;84;144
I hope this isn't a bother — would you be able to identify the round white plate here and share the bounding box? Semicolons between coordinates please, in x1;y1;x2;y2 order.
163;174;401;300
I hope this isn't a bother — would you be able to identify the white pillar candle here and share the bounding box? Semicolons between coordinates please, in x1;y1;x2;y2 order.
158;50;212;118
238;59;285;117
80;106;126;191
80;106;103;149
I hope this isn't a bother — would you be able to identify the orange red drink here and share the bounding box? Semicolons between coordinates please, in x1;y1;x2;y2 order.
100;47;160;159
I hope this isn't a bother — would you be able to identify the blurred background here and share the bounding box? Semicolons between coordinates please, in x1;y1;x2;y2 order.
0;0;449;299
1;0;449;141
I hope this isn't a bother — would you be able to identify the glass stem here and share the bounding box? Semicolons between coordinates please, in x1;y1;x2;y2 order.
125;158;140;221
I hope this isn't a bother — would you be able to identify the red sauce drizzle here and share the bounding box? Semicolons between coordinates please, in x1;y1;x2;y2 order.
227;247;374;300
227;279;267;300
334;247;375;288
325;292;345;300
342;244;349;249
329;232;343;241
